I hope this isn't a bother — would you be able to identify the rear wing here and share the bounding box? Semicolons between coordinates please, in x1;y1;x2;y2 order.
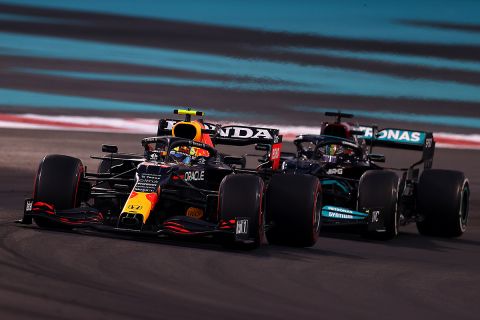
157;119;283;169
355;126;435;168
157;119;282;146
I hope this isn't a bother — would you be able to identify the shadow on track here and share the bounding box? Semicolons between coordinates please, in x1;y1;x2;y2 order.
319;226;480;252
13;223;363;262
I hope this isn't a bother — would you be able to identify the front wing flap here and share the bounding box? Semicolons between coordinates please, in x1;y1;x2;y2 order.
20;199;104;226
321;205;391;232
20;199;255;243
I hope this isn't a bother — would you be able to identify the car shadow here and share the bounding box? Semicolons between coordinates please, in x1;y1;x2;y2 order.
319;226;480;252
15;223;363;261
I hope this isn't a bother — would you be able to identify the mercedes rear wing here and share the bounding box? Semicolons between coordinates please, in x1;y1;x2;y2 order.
355;126;435;169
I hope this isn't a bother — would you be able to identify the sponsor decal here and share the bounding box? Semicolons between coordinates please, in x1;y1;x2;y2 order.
191;141;205;148
134;173;162;193
128;204;143;210
184;171;205;182
327;212;354;219
235;219;249;235
321;206;368;220
164;120;178;130
186;207;204;219
357;126;426;145
270;143;282;170
163;120;278;141
425;138;433;148
326;168;343;175
218;126;274;140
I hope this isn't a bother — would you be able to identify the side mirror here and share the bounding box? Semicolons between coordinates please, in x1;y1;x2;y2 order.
102;144;118;153
368;153;385;163
223;156;246;168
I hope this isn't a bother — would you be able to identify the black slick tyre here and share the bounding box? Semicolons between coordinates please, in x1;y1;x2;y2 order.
265;174;321;247
416;169;469;237
358;170;399;240
33;154;84;228
218;174;264;250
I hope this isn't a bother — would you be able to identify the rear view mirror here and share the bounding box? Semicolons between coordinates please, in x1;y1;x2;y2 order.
368;153;385;163
102;144;118;153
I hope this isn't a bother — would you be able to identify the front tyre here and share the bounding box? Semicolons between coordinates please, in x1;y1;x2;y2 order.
218;174;264;250
416;169;469;237
358;170;399;240
33;154;85;228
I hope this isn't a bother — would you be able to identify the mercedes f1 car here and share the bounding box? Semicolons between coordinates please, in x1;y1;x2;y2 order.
280;111;470;240
20;110;321;249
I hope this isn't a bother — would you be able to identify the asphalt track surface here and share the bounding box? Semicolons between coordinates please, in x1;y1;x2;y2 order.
0;128;479;320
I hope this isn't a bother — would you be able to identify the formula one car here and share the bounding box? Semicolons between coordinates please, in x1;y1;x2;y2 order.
280;111;470;239
20;110;321;249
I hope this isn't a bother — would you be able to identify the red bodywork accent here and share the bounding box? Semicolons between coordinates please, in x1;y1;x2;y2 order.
129;191;138;199
164;222;191;233
145;193;159;207
172;174;185;181
323;123;354;140
33;201;55;211
270;143;282;170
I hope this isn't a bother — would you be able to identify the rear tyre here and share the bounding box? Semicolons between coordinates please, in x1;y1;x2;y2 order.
416;169;469;237
358;170;399;240
265;174;321;247
218;174;264;250
33;155;84;228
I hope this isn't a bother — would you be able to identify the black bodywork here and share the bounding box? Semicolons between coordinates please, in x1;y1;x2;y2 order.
21;116;283;246
280;114;436;233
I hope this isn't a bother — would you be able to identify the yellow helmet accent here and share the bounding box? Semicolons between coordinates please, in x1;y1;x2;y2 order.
172;121;203;141
174;109;204;116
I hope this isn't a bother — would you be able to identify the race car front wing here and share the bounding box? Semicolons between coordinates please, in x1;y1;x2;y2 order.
19;199;256;243
321;205;390;232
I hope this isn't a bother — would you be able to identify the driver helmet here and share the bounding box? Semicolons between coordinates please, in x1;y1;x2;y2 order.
324;144;343;156
170;146;193;164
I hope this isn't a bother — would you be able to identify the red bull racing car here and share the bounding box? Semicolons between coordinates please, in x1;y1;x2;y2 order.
280;111;470;240
20;110;320;249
